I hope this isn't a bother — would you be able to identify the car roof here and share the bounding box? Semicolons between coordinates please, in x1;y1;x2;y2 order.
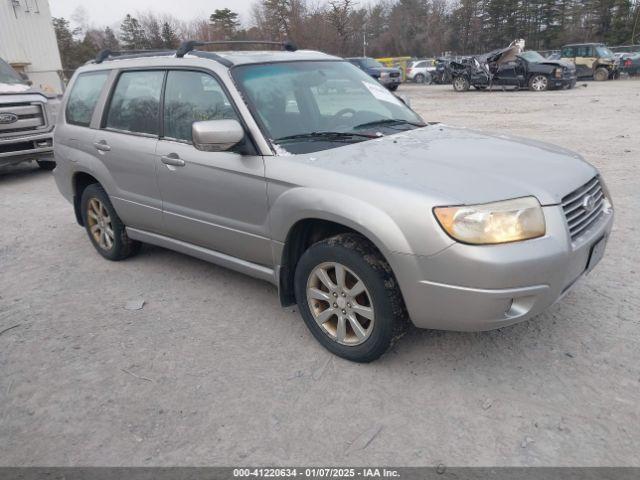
84;49;341;69
563;43;605;47
209;49;341;65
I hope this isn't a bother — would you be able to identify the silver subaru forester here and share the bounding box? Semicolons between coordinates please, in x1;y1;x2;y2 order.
53;42;614;362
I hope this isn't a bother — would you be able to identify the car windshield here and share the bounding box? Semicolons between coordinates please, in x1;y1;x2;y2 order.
0;58;26;85
596;46;614;57
233;61;424;154
518;51;546;63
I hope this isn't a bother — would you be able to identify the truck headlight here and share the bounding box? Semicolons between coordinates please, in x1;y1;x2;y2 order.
433;197;546;245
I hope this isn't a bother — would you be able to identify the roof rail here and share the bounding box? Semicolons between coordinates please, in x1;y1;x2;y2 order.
94;49;173;64
175;40;298;58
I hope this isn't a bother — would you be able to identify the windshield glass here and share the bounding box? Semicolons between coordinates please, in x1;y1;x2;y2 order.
519;51;546;63
233;61;424;154
363;58;384;68
596;46;614;57
0;58;25;85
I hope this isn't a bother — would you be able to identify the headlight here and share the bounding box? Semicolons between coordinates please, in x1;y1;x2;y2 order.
433;197;546;245
380;71;390;78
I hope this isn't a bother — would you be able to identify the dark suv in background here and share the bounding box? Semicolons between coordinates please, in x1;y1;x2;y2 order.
345;57;402;90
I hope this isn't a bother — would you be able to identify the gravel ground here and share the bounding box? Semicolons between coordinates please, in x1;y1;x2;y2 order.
1;79;639;467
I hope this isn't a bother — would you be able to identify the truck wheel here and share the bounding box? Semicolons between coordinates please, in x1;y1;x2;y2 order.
80;183;140;261
388;85;398;91
529;75;549;91
414;73;425;84
594;68;609;81
294;233;408;363
453;76;470;92
36;160;56;171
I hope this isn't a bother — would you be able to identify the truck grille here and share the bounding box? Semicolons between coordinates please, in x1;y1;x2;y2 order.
561;176;605;240
0;102;46;137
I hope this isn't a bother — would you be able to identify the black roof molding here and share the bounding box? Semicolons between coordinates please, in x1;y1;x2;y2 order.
175;40;298;58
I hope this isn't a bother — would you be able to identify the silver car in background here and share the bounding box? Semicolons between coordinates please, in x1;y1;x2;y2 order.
52;44;613;362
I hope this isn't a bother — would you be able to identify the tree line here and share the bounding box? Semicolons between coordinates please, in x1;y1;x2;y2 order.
54;0;640;74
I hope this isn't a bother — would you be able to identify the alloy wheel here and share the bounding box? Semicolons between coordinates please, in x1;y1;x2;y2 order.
531;75;548;91
306;262;375;346
86;198;114;250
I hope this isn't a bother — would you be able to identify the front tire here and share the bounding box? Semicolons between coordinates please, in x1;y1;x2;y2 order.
80;184;140;261
36;160;56;170
452;76;470;92
388;85;398;91
529;74;549;91
294;234;408;363
594;67;609;81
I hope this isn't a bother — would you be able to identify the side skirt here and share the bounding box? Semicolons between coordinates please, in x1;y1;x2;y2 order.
126;227;278;285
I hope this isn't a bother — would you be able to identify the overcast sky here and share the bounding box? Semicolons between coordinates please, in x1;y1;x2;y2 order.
49;0;257;30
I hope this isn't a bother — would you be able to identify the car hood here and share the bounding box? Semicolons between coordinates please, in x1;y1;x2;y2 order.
534;59;576;70
291;124;597;206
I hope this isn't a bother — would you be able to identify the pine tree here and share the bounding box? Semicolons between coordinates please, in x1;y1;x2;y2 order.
103;27;120;51
209;8;240;40
161;22;179;49
120;14;148;50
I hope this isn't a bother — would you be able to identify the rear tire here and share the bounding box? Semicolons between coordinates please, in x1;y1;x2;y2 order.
414;73;425;84
36;160;56;171
594;67;609;81
452;76;470;92
80;183;140;261
294;233;408;363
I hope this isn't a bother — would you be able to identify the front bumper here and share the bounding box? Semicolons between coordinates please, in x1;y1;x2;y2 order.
379;76;401;87
393;204;614;331
0;130;54;166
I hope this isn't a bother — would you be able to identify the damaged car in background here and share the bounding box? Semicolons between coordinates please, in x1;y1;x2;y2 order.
449;40;577;92
0;57;59;170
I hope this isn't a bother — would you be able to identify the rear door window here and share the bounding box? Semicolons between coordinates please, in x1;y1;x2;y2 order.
162;70;238;143
66;71;110;127
105;70;164;135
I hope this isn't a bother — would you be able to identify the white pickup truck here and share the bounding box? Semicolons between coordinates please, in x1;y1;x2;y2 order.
1;57;60;170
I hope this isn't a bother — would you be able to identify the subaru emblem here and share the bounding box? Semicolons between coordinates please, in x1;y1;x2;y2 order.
582;194;597;212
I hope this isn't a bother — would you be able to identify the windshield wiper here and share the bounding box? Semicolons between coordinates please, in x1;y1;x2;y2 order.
353;119;426;130
273;131;380;144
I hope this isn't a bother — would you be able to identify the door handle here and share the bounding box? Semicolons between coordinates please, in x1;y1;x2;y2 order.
93;140;111;152
161;154;185;167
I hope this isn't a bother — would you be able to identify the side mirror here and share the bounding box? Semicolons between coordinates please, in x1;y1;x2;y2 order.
192;119;244;152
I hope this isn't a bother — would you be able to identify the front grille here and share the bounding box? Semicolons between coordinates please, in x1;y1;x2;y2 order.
0;102;46;137
390;72;400;78
561;176;606;240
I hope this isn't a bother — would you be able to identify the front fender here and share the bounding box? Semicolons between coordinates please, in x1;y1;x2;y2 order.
269;186;416;262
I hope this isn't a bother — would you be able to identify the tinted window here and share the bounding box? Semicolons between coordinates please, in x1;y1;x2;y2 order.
163;70;238;142
561;47;574;57
105;70;164;135
66;71;109;127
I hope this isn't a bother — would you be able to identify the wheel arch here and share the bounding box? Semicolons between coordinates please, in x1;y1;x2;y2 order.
72;171;101;226
270;187;414;307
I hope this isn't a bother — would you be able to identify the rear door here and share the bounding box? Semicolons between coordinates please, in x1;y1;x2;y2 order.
155;69;271;266
94;70;165;232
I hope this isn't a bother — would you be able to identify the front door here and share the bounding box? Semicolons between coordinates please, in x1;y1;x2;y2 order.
156;69;271;266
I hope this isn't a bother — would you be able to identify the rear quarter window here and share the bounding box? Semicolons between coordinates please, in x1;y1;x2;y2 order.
65;71;110;127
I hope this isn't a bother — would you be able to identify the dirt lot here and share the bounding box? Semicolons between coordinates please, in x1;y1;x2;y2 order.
1;80;639;467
